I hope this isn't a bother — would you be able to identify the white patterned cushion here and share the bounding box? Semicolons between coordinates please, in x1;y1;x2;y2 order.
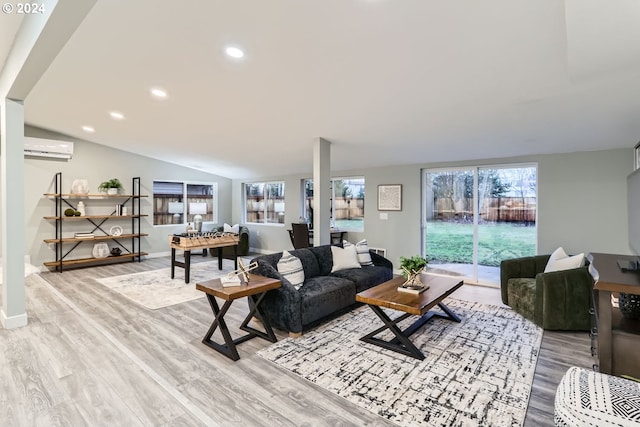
277;250;305;290
343;240;373;266
331;245;361;272
223;223;240;234
555;367;640;426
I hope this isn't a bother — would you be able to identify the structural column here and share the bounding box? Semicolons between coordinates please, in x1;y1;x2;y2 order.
313;138;331;246
0;98;26;328
0;0;98;329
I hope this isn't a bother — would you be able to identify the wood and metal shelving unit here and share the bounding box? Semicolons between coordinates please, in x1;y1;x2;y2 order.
43;172;149;271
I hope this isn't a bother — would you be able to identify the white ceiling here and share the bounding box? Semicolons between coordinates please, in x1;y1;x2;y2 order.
4;0;640;179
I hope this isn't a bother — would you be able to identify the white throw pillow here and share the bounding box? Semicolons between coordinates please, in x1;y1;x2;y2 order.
343;240;373;266
277;250;305;290
355;239;374;266
331;245;361;272
544;247;568;272
223;223;240;234
545;253;585;273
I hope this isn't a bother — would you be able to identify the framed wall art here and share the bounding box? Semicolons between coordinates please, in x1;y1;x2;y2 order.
378;184;402;211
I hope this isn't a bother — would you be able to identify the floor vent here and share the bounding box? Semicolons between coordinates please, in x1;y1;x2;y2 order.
369;247;387;257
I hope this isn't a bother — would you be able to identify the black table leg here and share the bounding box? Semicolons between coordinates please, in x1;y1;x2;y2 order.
202;295;240;361
361;305;425;360
217;247;223;270
171;248;176;279
202;292;278;361
437;302;461;322
184;250;191;283
239;293;277;343
233;244;238;270
360;302;461;360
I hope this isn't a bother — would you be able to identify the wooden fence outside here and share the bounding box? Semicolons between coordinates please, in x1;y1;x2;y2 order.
430;197;536;223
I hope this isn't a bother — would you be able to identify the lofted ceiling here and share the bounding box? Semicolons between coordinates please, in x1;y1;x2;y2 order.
3;0;640;179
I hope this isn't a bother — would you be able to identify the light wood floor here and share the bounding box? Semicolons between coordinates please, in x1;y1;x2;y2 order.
0;256;593;426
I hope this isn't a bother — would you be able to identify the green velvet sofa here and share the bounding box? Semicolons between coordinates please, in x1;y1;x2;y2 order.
500;254;594;331
207;225;250;257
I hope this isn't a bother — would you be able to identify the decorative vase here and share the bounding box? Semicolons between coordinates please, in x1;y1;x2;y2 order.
70;179;89;194
76;201;85;216
92;243;109;259
107;188;118;195
619;293;640;319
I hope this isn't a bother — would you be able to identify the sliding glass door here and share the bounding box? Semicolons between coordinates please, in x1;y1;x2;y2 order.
423;165;537;285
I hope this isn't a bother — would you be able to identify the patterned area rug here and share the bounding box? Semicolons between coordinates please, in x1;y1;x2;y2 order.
257;299;542;427
95;257;252;309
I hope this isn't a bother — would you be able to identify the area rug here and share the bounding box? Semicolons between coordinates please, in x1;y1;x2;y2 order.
95;257;252;309
257;298;542;427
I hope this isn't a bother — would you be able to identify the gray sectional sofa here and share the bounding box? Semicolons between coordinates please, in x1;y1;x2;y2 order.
251;245;393;335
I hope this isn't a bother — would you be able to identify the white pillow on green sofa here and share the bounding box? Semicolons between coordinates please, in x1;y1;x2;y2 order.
223;223;240;234
545;247;584;272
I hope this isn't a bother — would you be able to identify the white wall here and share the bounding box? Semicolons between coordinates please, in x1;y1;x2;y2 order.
24;126;233;268
233;147;633;268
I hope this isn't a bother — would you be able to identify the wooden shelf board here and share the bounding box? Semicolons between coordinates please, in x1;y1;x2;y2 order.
43;214;149;220
44;193;148;198
43;252;148;267
44;233;149;244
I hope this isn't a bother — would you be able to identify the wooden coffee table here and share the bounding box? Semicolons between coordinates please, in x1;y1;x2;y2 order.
196;274;281;361
355;274;464;360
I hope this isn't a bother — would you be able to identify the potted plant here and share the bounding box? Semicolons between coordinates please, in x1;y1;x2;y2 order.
400;255;428;287
98;178;123;195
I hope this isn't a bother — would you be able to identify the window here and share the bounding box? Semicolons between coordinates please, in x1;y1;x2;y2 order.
244;182;285;224
153;180;217;226
422;164;537;285
302;177;364;232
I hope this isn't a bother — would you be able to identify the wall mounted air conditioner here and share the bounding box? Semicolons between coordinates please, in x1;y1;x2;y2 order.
24;137;74;159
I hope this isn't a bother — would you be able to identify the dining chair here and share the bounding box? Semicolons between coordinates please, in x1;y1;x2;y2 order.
291;223;311;249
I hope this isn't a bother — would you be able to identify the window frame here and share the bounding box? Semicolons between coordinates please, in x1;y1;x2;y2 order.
243;181;286;226
152;180;218;227
302;176;365;232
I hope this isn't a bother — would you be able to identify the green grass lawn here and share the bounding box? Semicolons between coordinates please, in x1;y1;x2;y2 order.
426;221;536;267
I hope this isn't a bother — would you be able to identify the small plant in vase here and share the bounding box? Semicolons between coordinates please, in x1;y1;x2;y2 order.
400;255;428;289
98;178;123;195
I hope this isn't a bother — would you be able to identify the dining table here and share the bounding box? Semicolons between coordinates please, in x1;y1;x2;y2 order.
308;228;347;245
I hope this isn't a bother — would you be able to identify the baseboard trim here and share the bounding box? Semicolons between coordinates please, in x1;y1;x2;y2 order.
1;310;28;329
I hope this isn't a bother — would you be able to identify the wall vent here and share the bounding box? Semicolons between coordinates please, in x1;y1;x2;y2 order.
369;247;387;257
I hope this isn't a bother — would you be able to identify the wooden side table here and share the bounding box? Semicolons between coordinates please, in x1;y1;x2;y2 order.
196;274;281;361
588;252;640;377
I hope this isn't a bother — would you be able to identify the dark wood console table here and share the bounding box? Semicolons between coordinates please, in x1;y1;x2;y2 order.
588;252;640;378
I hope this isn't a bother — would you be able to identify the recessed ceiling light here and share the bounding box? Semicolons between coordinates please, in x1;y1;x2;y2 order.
150;87;168;98
109;111;125;120
81;125;95;133
225;46;244;59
